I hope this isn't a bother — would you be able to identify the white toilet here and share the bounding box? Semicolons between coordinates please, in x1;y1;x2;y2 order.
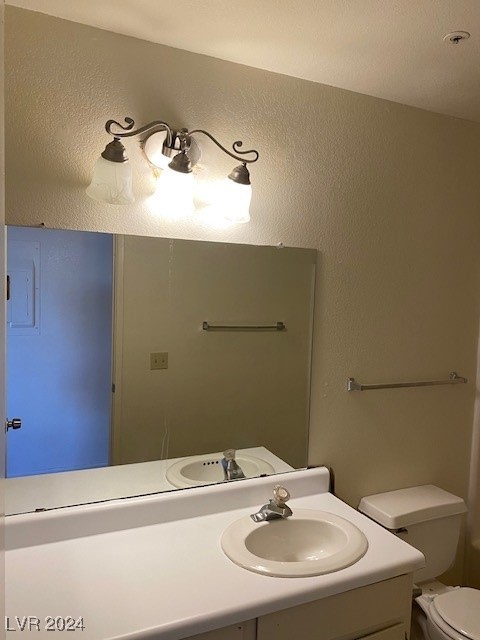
359;484;480;640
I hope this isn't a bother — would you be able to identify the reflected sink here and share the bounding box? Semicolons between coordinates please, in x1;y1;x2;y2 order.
221;509;368;577
166;453;275;489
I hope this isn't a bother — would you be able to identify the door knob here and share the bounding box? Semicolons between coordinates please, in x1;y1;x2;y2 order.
5;418;22;432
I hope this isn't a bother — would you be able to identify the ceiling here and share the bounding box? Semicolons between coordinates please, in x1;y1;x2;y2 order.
7;0;480;123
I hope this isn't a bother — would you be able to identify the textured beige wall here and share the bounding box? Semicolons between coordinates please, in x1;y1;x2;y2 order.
5;7;480;582
113;236;315;467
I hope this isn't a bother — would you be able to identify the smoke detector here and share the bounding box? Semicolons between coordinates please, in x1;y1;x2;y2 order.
443;31;470;44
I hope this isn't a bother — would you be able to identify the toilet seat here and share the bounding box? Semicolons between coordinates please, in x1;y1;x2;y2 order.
429;588;480;640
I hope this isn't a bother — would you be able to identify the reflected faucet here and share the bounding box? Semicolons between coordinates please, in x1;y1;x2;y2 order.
221;449;246;481
250;484;293;522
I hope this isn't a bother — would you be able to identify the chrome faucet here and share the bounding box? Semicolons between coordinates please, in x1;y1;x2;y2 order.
250;484;293;522
221;449;246;481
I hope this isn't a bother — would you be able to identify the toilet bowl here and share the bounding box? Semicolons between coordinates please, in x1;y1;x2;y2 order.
358;485;478;640
413;581;480;640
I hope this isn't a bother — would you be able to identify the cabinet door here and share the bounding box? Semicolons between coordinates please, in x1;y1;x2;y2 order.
188;620;256;640
257;574;412;640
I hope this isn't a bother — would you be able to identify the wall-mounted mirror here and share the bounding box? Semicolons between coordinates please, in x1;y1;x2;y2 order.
6;225;317;514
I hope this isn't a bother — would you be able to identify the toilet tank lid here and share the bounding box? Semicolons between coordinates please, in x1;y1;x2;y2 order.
358;485;467;528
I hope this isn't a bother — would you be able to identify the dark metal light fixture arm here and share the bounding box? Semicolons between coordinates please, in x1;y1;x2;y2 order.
105;117;174;146
102;119;258;165
188;129;259;164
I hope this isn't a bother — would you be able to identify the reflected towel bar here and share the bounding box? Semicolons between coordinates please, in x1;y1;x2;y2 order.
202;321;286;332
347;371;467;392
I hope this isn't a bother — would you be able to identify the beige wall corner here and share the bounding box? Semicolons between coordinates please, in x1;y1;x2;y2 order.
465;318;480;586
1;0;6;636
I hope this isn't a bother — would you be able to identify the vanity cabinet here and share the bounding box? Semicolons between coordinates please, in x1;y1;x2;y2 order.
188;574;412;640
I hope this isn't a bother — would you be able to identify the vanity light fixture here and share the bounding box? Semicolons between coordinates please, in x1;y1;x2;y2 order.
86;117;259;223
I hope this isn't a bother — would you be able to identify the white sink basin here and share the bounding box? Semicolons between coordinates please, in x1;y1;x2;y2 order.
221;509;368;577
166;453;275;488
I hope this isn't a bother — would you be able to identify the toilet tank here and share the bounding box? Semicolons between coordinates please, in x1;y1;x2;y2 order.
359;485;467;583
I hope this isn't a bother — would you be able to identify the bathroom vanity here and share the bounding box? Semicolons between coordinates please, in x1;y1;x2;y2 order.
188;574;411;640
5;468;424;640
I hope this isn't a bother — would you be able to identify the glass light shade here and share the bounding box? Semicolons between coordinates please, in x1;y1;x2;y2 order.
221;178;252;223
151;151;173;170
155;165;195;217
86;157;134;205
143;130;176;170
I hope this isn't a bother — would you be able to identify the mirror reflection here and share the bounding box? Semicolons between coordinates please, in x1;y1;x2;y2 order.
6;226;316;514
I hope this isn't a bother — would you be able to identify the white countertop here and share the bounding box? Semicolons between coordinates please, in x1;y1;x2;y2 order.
5;468;424;640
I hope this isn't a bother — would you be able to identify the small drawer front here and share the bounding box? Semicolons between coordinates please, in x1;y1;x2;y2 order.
357;624;406;640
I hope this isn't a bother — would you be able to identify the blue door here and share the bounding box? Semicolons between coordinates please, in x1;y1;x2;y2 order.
6;227;113;477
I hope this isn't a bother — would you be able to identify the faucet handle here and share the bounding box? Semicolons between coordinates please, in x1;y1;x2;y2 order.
273;484;290;506
223;449;236;460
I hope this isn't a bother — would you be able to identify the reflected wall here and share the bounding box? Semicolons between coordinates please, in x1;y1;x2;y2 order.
114;236;316;469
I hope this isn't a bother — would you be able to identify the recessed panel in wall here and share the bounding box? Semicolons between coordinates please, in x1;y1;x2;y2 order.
7;240;40;335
